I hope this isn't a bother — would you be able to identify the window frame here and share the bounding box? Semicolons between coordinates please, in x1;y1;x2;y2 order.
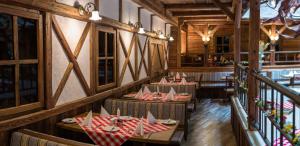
95;26;117;92
215;35;230;53
0;5;44;119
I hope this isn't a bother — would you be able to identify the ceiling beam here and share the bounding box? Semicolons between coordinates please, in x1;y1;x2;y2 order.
172;10;225;17
131;0;177;25
212;0;234;21
164;3;232;11
183;16;228;22
188;21;233;25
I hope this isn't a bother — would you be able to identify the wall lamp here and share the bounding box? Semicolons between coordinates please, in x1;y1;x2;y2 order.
128;21;146;34
74;1;102;21
202;36;210;44
268;30;279;44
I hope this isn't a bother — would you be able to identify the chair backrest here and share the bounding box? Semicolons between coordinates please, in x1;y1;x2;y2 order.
10;129;94;146
104;98;186;126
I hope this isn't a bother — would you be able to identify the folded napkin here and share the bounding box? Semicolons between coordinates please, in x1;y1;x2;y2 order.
180;78;187;84
117;108;121;117
182;73;187;77
169;87;177;95
159;77;168;84
175;72;181;79
135;117;144;136
82;110;93;128
166;92;175;101
143;86;152;94
147;111;156;124
100;106;109;116
135;89;143;99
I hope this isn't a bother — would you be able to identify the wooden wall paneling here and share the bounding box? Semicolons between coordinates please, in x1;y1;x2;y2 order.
119;0;122;22
51;16;92;105
37;14;45;107
248;0;260;130
45;12;53;109
135;34;139;81
118;33;136;85
0;77;151;132
13;16;20;106
90;23;96;95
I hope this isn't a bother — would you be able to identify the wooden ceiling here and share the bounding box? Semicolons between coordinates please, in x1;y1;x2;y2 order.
159;0;235;26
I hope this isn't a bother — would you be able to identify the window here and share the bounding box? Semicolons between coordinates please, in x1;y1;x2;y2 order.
0;7;43;119
216;36;230;53
96;26;116;91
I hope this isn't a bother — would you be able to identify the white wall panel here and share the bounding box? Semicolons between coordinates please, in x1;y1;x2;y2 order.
140;9;151;31
56;70;86;106
152;16;165;35
56;0;94;7
119;30;134;85
52;15;90;106
122;0;139;24
137;35;148;79
99;0;119;20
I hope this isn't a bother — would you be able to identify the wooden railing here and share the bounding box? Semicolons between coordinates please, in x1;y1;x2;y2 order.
236;63;300;146
241;51;300;65
236;64;248;113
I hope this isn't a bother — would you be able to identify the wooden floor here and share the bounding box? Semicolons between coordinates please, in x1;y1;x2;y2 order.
182;99;237;146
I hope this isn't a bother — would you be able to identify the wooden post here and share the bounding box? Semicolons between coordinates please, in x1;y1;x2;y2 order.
248;0;260;130
177;17;184;68
270;24;276;65
234;0;242;96
119;0;123;22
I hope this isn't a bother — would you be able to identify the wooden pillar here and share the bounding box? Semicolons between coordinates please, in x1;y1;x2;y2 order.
177;17;184;68
234;0;241;95
270;24;276;65
248;0;260;130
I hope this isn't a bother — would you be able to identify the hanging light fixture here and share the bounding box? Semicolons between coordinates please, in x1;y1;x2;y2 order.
158;31;166;39
169;36;174;42
128;21;146;34
75;2;102;21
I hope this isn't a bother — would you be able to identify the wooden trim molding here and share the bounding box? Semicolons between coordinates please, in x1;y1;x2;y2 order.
0;77;150;132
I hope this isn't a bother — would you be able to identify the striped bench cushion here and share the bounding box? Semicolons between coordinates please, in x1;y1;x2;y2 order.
11;132;67;146
104;98;186;126
10;129;94;146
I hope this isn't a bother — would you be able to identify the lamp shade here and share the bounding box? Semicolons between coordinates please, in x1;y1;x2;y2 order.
159;33;166;39
89;11;102;21
169;36;174;42
138;27;145;34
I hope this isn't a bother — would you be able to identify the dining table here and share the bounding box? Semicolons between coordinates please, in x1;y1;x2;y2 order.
57;113;179;146
122;92;192;104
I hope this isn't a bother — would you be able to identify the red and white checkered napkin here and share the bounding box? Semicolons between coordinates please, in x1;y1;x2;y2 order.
75;115;170;146
273;129;300;146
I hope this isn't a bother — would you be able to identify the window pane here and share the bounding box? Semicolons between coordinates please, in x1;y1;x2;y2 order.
224;46;230;52
224;36;230;44
98;31;105;57
0;65;15;109
98;60;106;85
107;33;114;57
107;59;114;83
19;64;38;105
216;37;222;44
18;17;37;59
0;14;14;60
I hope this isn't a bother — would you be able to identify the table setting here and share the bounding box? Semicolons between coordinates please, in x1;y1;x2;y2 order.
60;107;176;146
